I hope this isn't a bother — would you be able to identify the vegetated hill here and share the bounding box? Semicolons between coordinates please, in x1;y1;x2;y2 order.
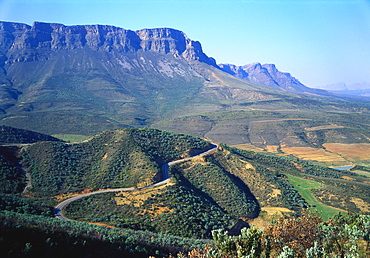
61;141;369;239
0;146;25;193
0;125;61;144
0;126;62;194
21;128;213;196
1;21;370;154
19;129;369;235
4;128;258;239
1;128;369;256
0;210;210;257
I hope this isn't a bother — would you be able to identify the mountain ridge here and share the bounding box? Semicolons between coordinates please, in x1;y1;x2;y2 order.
1;21;370;152
0;20;333;97
0;21;217;66
219;62;333;96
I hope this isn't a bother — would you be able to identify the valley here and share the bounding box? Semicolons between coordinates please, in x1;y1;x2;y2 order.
0;21;369;257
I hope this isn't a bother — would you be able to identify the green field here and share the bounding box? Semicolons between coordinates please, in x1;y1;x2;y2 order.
286;174;343;220
52;134;91;143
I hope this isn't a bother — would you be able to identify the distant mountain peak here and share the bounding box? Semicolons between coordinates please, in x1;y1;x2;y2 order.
219;62;331;96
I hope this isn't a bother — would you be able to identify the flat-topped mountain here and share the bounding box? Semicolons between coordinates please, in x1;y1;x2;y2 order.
0;21;216;65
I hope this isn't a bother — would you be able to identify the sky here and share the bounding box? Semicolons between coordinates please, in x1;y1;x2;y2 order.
0;0;369;88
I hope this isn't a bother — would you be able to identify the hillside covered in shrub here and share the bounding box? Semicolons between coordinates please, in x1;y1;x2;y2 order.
0;127;369;257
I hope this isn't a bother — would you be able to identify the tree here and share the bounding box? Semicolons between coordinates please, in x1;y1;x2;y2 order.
264;211;323;257
318;212;370;258
207;227;269;258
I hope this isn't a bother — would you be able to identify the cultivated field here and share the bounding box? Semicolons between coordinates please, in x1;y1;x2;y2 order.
233;143;370;169
323;143;370;163
281;146;350;167
286;175;345;220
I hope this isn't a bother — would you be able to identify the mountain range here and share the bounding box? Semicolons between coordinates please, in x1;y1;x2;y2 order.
317;82;370;97
218;63;331;96
0;21;370;151
0;21;332;100
0;21;369;257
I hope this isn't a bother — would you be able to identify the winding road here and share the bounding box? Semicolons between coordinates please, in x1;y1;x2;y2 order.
54;144;218;221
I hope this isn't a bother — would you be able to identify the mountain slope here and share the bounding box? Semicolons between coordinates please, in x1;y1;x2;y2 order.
0;125;61;144
0;21;370;156
0;21;219;132
22;128;213;195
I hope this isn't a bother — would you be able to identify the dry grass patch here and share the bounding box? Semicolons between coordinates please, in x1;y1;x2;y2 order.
239;159;255;170
54;188;92;201
341;176;356;181
265;145;280;153
231;143;265;152
291;161;304;171
188;156;207;165
281;146;349;166
88;222;115;228
350;197;370;213
114;183;171;207
232;144;282;154
114;185;175;218
323;143;370;162
262;206;294;213
249;206;294;230
252;118;311;123
351;169;370;178
269;188;281;199
143;205;174;218
305;125;345;131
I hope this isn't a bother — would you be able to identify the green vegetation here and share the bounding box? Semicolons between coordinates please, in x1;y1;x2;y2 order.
171;157;260;218
286;175;343;220
1;32;370;256
1;111;126;136
61;138;370;240
179;212;370;258
0;127;369;257
0;125;61;144
21;128;211;197
65;184;234;239
0;146;24;193
2;48;370;154
0;194;53;216
52;134;90;143
0;210;209;257
224;145;370;214
155;105;370;149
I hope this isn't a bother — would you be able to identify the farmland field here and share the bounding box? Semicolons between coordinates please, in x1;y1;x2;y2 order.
323;143;370;163
281;146;350;166
52;134;90;143
286;175;344;220
234;143;370;169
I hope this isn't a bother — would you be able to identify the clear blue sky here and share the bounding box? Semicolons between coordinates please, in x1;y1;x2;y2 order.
0;0;369;87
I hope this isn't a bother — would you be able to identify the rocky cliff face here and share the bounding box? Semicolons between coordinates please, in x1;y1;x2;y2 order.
219;62;304;90
0;21;216;66
219;62;331;95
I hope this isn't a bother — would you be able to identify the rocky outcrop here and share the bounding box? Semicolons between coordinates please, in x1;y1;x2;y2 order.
219;62;332;95
219;62;302;90
0;21;216;66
